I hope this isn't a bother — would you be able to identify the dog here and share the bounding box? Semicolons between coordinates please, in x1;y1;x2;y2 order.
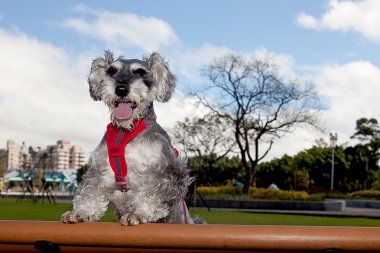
61;51;196;225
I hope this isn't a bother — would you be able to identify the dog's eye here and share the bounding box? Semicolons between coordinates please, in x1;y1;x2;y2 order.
132;68;147;76
106;66;117;76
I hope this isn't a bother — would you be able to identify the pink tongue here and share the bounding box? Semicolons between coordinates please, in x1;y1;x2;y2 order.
114;103;133;120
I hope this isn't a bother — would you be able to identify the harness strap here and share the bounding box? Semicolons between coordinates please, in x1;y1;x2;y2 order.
182;199;189;224
106;120;146;192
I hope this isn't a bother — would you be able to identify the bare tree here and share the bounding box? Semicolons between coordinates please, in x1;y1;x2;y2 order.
172;113;235;160
172;114;236;185
194;54;320;194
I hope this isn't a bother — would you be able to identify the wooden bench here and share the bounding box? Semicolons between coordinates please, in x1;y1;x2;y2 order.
1;221;380;252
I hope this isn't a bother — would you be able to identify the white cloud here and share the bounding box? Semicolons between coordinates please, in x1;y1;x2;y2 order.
296;12;320;30
0;28;110;155
316;61;380;137
62;4;180;52
265;60;380;160
155;95;207;129
252;48;298;81
170;44;233;87
296;0;380;43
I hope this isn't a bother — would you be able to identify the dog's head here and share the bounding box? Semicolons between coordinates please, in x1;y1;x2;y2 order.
88;51;176;129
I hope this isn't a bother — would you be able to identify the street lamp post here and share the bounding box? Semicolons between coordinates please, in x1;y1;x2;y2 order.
330;132;338;192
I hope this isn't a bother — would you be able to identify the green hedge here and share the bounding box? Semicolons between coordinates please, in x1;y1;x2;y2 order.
250;188;308;200
307;193;349;201
349;190;380;199
196;186;308;201
196;187;380;201
308;190;380;200
197;186;243;195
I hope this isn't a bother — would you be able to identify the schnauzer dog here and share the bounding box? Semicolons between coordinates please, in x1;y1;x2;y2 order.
61;51;195;225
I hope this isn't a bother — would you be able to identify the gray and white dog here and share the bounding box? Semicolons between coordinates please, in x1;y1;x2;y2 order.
61;51;195;225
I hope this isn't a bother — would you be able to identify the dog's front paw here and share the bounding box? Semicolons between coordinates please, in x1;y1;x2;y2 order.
120;213;148;226
61;211;86;224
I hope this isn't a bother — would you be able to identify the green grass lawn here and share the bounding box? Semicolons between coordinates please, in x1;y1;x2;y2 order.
1;198;379;226
191;209;380;227
0;198;119;222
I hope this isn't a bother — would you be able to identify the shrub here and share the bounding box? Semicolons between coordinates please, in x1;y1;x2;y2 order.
250;188;309;200
197;186;308;200
348;190;380;199
308;192;349;201
197;186;242;195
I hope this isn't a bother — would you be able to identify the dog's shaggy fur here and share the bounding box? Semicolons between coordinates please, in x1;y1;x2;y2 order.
61;51;194;225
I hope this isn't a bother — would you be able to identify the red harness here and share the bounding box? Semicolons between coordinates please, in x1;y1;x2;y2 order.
106;120;146;192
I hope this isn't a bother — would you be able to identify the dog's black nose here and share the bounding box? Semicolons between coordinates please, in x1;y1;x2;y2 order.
115;85;128;97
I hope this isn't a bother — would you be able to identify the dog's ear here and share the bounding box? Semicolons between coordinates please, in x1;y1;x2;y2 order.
88;50;114;101
146;52;176;102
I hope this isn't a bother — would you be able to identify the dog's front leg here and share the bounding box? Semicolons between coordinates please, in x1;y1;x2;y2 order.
61;172;110;223
119;194;169;226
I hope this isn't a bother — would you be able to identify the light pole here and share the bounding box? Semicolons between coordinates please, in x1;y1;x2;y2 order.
330;132;338;192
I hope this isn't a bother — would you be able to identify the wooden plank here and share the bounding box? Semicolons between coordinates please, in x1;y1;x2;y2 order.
0;221;380;252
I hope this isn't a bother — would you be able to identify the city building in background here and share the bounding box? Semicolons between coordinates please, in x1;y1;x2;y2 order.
46;140;86;170
6;140;21;171
69;145;86;170
2;139;86;172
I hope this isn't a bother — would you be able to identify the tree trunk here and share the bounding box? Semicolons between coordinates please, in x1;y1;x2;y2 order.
243;170;251;195
242;159;259;194
243;164;254;195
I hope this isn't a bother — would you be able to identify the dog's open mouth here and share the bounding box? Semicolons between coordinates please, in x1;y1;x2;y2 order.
114;99;137;120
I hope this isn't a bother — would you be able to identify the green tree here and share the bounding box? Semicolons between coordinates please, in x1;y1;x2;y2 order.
293;168;310;191
352;117;380;144
348;117;380;190
344;144;377;191
189;155;243;186
293;147;330;191
256;155;294;189
257;145;351;192
372;169;380;190
0;149;7;177
351;117;380;161
77;164;89;183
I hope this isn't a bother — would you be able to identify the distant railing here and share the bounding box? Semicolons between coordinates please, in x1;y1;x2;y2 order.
1;221;380;252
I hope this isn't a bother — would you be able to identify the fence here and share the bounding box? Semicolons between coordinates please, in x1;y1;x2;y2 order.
0;221;380;252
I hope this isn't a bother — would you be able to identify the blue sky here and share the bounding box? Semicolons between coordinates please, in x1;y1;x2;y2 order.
2;0;378;66
1;0;380;160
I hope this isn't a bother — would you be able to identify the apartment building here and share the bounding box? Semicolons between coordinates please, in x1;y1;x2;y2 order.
6;140;21;171
46;140;86;170
69;145;86;170
5;139;86;171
